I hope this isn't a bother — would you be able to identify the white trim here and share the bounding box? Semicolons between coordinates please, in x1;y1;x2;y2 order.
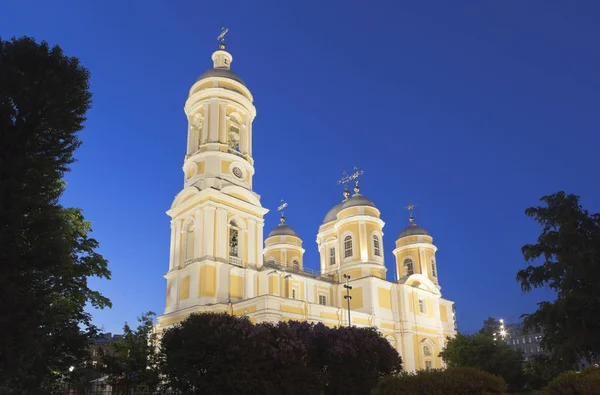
370;230;383;261
393;243;438;254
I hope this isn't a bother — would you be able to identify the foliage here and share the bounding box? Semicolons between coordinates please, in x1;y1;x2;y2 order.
159;313;402;395
543;366;600;395
102;312;160;392
439;332;526;390
0;36;110;392
517;192;600;368
523;354;566;390
371;367;507;395
479;317;501;338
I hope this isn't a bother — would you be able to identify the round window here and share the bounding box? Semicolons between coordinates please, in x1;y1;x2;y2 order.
232;167;243;179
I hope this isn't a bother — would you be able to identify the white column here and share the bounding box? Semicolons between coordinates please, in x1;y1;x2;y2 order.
194;210;203;258
247;218;257;267
168;221;176;271
219;102;228;144
240;124;248;155
201;103;209;144
172;220;183;269
209;99;219;142
256;219;264;267
216;208;228;260
203;206;216;257
247;116;253;156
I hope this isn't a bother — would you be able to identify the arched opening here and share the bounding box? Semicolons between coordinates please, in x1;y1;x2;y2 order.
373;234;381;257
228;116;241;152
431;258;437;277
229;221;239;258
404;258;414;276
292;259;300;271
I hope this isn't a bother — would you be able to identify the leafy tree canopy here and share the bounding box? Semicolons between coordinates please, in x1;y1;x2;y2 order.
440;332;525;390
517;192;600;368
102;312;160;392
159;313;401;395
0;36;110;392
479;317;502;338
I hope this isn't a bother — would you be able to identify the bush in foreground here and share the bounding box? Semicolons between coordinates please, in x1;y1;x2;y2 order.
543;366;600;395
371;367;507;395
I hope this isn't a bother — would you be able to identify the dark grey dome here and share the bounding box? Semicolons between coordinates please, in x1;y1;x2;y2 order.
196;68;246;86
341;193;376;210
322;201;344;224
267;223;298;238
398;223;430;238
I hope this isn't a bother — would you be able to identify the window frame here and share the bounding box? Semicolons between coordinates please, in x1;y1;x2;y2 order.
318;294;327;306
404;258;414;276
343;235;353;259
329;246;336;265
372;234;381;257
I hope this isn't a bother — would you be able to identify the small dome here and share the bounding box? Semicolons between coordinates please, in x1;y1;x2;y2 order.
322;201;344;224
341;193;376;210
398;223;430;238
196;68;246;86
267;223;298;238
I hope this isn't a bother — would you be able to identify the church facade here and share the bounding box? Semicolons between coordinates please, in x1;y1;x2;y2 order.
157;41;457;371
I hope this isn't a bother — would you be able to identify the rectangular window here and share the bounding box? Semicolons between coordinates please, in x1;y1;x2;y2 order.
528;337;532;343
418;297;426;314
319;295;327;306
292;289;296;299
329;247;336;265
537;346;540;352
425;361;432;369
517;339;520;344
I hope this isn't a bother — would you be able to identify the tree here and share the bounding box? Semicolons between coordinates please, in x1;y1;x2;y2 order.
160;313;263;394
0;36;111;392
102;312;160;393
159;313;402;395
479;317;501;338
309;324;402;395
440;333;525;390
517;192;600;368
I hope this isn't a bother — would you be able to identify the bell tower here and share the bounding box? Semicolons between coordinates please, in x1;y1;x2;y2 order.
163;31;268;316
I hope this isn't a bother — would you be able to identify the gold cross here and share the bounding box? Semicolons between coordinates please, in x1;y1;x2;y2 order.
337;166;364;186
405;201;417;223
277;200;288;213
217;27;229;43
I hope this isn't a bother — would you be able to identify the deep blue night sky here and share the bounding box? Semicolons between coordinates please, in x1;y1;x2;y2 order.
2;1;599;333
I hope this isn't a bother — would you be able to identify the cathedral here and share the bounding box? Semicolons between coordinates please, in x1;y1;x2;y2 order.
157;38;457;371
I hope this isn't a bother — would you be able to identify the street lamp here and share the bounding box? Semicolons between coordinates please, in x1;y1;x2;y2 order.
343;274;352;326
67;366;75;393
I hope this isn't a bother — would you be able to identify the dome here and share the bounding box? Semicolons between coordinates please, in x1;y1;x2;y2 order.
267;223;299;238
341;193;376;210
398;223;430;238
196;68;246;86
322;201;344;224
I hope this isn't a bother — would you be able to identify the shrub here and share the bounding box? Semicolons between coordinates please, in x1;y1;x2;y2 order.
372;367;508;395
544;366;600;395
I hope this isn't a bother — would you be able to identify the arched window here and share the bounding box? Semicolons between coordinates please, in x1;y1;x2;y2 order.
292;259;300;270
344;236;353;258
228;118;240;152
373;235;381;257
266;257;276;265
229;221;239;257
184;221;195;262
404;259;414;276
431;258;437;277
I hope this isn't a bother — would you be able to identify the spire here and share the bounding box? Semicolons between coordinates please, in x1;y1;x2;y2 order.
337;166;364;199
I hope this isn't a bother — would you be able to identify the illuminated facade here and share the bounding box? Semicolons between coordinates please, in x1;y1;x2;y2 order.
157;40;456;371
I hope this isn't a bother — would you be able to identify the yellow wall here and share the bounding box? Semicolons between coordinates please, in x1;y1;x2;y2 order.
440;304;449;322
199;265;216;297
180;276;190;300
343;268;363;280
378;288;392;309
349;287;363;309
370;268;386;279
230;274;243;299
269;275;279;295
